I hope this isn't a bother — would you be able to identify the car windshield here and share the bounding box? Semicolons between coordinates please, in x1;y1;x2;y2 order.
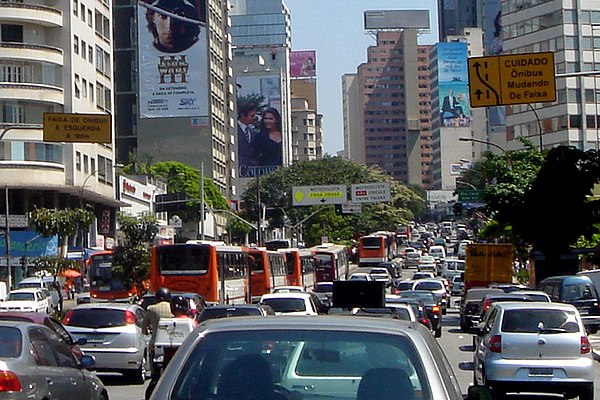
561;283;597;301
261;298;306;313
170;330;432;400
502;309;580;333
396;282;414;291
199;307;261;322
0;327;22;358
67;308;129;328
313;284;333;293
7;292;35;301
414;282;443;291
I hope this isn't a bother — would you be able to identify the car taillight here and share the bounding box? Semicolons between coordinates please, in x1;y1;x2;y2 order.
442;292;447;299
419;318;429;326
62;310;74;325
489;335;502;353
432;305;441;314
0;371;22;392
581;336;591;354
125;310;137;324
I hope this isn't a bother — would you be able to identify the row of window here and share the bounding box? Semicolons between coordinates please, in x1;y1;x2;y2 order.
72;0;93;28
502;0;552;15
505;10;562;37
76;152;113;186
0;141;63;164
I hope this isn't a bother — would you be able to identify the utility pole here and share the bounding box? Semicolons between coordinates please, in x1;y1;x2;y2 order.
256;171;262;246
200;162;205;240
5;186;11;290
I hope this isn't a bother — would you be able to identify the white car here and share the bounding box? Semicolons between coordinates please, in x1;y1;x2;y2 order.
349;272;374;281
260;292;320;316
0;288;50;313
272;286;305;293
369;267;392;286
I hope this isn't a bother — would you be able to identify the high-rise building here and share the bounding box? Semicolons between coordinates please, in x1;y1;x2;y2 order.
114;0;235;200
229;0;292;184
345;30;433;187
503;2;600;150
0;0;119;269
437;0;480;41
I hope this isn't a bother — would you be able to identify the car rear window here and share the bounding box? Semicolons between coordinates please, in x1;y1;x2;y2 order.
414;282;443;291
561;283;598;302
67;308;129;328
7;292;34;301
0;327;22;358
502;309;580;333
313;284;333;293
199;308;261;322
261;298;306;313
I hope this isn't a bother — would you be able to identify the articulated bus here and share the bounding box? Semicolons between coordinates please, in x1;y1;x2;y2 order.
280;248;316;291
88;251;140;302
306;243;350;283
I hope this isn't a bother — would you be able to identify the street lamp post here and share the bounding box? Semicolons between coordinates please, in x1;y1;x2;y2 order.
458;137;507;154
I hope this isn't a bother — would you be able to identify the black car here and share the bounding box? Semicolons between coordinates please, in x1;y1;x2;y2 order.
386;297;432;331
198;304;275;322
311;281;334;307
396;290;443;338
459;287;505;332
377;261;401;279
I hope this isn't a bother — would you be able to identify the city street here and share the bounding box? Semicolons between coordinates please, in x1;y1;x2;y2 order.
100;299;600;400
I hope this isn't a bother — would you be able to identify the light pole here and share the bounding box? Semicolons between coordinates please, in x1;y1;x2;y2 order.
456;180;477;190
458;137;507;154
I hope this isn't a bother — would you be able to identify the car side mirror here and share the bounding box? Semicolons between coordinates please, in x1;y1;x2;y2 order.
76;337;88;345
79;354;95;369
467;385;494;400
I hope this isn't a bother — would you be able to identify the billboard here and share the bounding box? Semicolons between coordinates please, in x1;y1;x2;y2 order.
137;0;208;119
483;0;505;126
290;50;316;78
0;231;58;258
364;10;429;30
236;75;283;178
438;42;471;128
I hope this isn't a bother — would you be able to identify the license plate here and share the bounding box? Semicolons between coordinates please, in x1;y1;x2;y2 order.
87;334;104;343
579;309;590;316
529;368;553;376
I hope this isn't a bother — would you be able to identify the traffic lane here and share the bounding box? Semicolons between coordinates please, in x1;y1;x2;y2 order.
98;373;147;400
441;306;600;399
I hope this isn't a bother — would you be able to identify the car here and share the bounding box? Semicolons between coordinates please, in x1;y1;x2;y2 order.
0;288;50;313
450;275;464;296
77;284;91;304
311;281;334;307
440;259;465;280
487;283;528;293
369;267;392;286
538;275;600;334
17;276;65;311
456;240;471;260
149;316;489;400
0;321;109;400
411;279;449;314
386;295;432;331
349;272;373;281
475;293;531;325
417;255;437;274
349;303;416;322
272;285;305;293
377;261;401;278
393;280;416;293
63;302;151;383
198;304;275;322
405;252;421;268
398;290;443;338
511;290;551;302
259;292;321;315
412;271;435;280
428;245;446;262
460;287;505;332
473;302;594;399
0;311;85;361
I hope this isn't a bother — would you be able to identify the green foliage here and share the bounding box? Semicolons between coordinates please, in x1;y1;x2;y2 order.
226;215;253;244
148;161;229;221
240;156;425;246
111;212;158;294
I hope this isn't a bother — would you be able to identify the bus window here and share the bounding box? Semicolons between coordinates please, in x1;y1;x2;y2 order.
157;245;210;274
361;237;382;249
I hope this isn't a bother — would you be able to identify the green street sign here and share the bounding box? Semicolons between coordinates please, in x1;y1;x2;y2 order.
458;189;484;202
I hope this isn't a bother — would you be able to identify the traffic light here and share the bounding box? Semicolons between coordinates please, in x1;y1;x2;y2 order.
453;202;463;216
334;204;343;216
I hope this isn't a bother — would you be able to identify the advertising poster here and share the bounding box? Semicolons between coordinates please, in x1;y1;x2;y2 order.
290;50;316;78
438;42;471;128
137;0;208;118
236;75;282;178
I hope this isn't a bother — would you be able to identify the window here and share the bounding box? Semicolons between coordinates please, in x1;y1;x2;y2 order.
74;74;80;98
89;82;94;101
29;328;58;367
82;78;87;98
2;103;24;124
1;65;23;83
73;0;78;16
81;40;86;59
88;10;93;27
84;154;89;173
1;24;24;43
88;45;94;64
74;35;79;55
80;4;86;22
76;151;81;171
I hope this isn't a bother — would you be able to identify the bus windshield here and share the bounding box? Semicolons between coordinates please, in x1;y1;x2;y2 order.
361;237;382;249
157;244;210;274
90;254;127;292
314;254;333;268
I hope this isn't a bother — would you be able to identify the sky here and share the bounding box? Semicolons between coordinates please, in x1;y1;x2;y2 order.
284;0;439;155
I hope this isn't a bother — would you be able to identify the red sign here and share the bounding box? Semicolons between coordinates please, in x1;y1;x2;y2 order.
355;190;368;196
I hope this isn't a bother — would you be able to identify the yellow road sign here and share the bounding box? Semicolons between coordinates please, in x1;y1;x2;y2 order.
44;113;112;143
468;52;556;107
292;185;347;206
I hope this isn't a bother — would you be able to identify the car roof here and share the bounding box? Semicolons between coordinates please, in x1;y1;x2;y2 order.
413;279;444;285
492;301;577;311
8;288;42;293
0;312;51;323
71;302;140;311
260;292;314;300
204;305;267;310
542;275;593;283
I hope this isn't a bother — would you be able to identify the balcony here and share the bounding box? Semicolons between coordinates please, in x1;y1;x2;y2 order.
0;83;63;105
0;2;62;27
0;42;63;66
0;139;65;189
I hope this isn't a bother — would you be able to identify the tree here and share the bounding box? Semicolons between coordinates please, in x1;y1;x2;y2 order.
240;156;425;245
111;212;158;295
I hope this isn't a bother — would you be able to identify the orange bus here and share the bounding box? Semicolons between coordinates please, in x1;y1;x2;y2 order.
358;234;388;266
150;241;275;304
307;243;350;283
279;248;315;290
88;251;139;302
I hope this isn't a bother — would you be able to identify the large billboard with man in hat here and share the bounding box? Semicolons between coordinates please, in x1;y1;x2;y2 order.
137;0;208;118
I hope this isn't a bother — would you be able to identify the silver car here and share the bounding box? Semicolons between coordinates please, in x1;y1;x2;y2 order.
0;321;108;400
151;316;489;400
63;302;150;383
473;302;594;399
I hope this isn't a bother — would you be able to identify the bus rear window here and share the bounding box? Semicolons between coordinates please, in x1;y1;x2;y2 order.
361;237;381;249
158;245;210;274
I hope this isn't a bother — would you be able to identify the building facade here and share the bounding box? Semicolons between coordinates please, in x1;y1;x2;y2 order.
0;0;120;284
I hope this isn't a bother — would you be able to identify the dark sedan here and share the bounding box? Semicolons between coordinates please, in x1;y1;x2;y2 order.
459;287;505;332
397;290;443;338
198;304;275;322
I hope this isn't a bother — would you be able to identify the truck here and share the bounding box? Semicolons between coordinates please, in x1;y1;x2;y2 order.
464;243;514;292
